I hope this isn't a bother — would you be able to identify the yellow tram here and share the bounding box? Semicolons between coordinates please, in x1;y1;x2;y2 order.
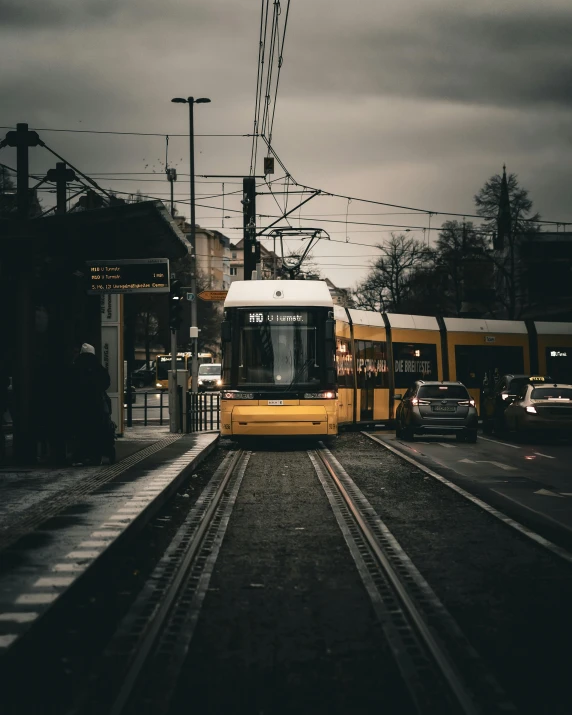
219;280;572;436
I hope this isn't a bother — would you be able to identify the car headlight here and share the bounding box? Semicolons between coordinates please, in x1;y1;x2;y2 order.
198;379;203;384
526;405;537;414
156;382;162;387
501;393;509;400
216;379;222;386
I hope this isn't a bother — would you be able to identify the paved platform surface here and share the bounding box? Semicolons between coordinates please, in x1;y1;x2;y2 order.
0;428;218;652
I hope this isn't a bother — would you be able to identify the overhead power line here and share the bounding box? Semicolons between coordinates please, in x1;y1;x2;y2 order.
0;125;255;138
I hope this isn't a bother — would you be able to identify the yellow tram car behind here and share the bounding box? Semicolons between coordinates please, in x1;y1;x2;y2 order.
219;280;572;436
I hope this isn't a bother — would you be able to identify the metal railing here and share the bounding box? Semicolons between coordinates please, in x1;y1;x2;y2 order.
124;389;168;427
124;389;220;432
187;393;220;432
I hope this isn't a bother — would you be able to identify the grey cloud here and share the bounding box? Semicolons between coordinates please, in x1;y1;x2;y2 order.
0;0;238;29
285;7;572;109
0;0;118;27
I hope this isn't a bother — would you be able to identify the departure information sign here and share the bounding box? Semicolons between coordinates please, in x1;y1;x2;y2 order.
86;258;170;294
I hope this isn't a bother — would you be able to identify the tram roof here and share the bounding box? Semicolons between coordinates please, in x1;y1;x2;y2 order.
224;280;333;308
443;317;527;334
535;321;572;335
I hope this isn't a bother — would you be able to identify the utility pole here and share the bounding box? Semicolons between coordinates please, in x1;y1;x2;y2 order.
166;167;177;216
243;177;257;280
0;124;40;462
46;162;76;214
2;123;41;219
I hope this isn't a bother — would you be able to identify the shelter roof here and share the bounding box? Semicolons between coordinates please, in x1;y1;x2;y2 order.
0;200;190;260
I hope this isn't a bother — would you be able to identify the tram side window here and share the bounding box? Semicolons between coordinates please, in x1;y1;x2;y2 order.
546;347;572;383
336;338;352;387
355;341;388;389
455;345;524;390
393;343;438;389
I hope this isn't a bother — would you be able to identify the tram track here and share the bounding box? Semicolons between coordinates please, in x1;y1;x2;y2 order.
67;448;250;715
310;444;516;715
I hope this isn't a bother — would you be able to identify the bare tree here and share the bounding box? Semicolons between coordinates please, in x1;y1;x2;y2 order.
433;220;492;316
353;233;430;313
278;250;322;280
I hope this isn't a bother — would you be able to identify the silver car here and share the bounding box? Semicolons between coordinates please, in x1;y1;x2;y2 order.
504;382;572;438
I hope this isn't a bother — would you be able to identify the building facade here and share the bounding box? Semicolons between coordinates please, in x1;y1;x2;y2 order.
175;219;231;290
229;238;282;282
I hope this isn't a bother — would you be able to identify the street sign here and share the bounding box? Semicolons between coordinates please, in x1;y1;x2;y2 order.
198;290;228;301
186;292;195;302
86;258;170;294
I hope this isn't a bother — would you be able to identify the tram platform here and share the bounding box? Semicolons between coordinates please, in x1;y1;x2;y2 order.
0;426;218;654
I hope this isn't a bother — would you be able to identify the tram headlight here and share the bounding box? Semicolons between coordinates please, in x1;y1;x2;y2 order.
304;391;337;399
223;391;254;400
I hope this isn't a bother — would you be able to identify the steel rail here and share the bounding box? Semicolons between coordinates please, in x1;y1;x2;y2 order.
314;447;481;715
108;448;244;715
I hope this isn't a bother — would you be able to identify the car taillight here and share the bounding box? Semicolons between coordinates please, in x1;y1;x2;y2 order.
459;399;476;407
501;393;509;400
411;398;430;405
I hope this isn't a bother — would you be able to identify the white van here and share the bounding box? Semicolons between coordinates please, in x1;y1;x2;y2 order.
197;363;222;392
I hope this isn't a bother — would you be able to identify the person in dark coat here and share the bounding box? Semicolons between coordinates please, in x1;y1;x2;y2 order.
70;343;112;466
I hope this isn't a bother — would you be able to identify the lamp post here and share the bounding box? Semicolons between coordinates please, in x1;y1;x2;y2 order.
171;96;211;396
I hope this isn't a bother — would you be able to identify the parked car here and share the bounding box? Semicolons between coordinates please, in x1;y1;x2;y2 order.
131;362;155;388
395;380;478;442
504;382;572;439
481;374;552;434
197;363;222;392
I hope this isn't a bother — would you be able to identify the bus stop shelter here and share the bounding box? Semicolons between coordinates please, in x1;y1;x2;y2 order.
0;200;189;462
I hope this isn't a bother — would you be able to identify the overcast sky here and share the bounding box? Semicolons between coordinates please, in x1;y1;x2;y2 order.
2;0;572;288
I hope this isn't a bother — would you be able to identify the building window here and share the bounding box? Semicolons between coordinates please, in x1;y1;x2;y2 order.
232;252;237;259
230;266;238;276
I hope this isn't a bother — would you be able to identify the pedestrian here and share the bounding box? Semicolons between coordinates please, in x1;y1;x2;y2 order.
70;343;112;466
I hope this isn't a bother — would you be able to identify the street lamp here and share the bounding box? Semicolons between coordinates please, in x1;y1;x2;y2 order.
171;96;211;398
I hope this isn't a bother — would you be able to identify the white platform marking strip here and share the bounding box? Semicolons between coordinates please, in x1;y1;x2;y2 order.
0;612;38;623
33;576;75;588
0;635;17;648
364;433;572;565
66;550;100;559
15;593;58;605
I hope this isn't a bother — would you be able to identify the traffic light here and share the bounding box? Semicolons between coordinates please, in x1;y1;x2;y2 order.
169;278;184;331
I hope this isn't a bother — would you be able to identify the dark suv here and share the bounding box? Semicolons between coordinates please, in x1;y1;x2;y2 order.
481;374;552;435
395;381;478;442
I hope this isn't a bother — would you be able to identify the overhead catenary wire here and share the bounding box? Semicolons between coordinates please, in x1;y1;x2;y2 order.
0;125;255;138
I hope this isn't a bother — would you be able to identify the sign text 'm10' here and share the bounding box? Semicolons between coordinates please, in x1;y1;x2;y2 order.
86;258;170;294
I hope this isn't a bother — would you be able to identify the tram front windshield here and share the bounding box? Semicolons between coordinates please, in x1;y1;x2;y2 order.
238;310;321;387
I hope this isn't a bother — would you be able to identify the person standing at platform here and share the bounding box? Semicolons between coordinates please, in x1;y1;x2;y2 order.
70;343;112;466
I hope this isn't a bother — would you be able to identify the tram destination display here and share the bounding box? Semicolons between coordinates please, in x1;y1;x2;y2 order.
86;258;170;294
246;311;308;324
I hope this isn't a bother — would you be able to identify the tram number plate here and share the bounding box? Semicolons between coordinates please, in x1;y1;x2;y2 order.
268;400;284;406
433;406;455;412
